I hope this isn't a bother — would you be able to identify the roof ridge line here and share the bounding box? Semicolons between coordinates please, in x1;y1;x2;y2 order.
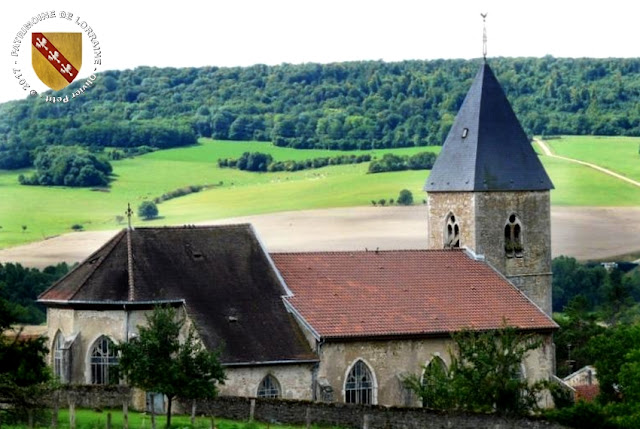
132;223;252;230
68;229;127;302
126;227;135;301
270;249;463;255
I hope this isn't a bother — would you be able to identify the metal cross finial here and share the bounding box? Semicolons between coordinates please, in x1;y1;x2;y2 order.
125;203;133;230
481;13;488;62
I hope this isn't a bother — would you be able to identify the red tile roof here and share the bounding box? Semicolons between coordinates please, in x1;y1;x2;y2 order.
272;249;557;339
575;385;600;402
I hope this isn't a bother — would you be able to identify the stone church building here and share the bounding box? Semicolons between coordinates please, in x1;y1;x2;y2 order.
39;61;558;409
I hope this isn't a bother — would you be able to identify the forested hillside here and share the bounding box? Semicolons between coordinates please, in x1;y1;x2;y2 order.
1;57;640;169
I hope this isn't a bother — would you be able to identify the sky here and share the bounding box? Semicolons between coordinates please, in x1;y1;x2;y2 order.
1;0;639;103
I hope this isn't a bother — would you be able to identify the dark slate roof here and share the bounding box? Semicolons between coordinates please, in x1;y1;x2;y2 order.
273;250;557;340
39;225;317;365
425;63;553;192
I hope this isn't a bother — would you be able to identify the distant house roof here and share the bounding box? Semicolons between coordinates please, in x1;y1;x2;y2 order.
39;225;317;366
273;249;557;340
425;62;553;192
574;384;600;402
2;325;48;341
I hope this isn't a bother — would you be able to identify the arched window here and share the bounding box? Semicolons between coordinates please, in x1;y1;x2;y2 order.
444;213;460;248
345;360;374;404
420;356;448;408
257;374;281;398
90;336;118;385
504;214;523;258
53;331;64;381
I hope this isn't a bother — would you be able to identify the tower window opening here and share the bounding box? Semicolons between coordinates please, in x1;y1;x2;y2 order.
444;213;460;249
504;214;523;258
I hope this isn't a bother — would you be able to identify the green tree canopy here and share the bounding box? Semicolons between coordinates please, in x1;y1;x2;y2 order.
0;297;51;425
396;189;414;205
116;306;225;429
138;201;159;220
403;325;546;416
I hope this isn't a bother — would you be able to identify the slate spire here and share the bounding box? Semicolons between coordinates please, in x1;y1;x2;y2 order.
424;63;553;192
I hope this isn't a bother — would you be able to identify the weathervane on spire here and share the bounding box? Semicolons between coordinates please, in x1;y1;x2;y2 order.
126;203;133;230
481;12;488;62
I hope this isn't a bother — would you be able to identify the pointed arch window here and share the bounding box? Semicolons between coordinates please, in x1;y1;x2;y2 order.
53;331;64;381
444;213;460;248
345;360;374;404
257;374;281;398
504;214;523;258
90;336;118;385
420;357;448;408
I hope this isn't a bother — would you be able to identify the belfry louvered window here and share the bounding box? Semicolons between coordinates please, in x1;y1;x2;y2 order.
444;213;460;248
504;214;523;258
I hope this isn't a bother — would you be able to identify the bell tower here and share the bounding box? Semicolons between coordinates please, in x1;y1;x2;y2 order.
424;62;554;316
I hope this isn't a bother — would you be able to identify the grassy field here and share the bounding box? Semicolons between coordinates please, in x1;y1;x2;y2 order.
1;136;640;250
0;140;437;248
545;135;640;182
2;408;339;429
537;155;640;206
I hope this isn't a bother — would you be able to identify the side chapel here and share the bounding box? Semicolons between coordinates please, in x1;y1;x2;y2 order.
39;60;558;409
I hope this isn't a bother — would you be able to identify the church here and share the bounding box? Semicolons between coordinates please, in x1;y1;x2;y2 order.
39;60;558;409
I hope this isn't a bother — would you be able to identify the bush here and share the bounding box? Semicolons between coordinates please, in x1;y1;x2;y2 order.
368;151;437;174
19;146;112;187
397;189;414;205
138;201;159;220
545;401;616;429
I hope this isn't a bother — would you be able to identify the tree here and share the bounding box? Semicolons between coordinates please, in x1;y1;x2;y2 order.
403;325;546;416
397;189;413;205
589;324;640;403
138;201;159;220
116;306;225;429
0;297;51;425
177;328;226;424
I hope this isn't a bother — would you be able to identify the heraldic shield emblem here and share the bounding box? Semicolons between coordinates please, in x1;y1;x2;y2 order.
32;32;82;91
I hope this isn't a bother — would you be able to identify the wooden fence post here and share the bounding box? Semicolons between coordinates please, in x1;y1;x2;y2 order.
69;400;76;429
106;412;112;429
362;414;371;429
51;400;59;428
305;406;312;429
123;400;129;429
249;398;256;421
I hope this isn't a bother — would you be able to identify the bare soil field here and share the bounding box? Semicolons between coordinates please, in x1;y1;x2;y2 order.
1;206;639;268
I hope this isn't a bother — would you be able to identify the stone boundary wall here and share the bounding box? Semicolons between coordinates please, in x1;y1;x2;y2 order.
49;385;131;409
196;396;568;429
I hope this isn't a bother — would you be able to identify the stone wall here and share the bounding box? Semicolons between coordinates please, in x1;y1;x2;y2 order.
474;191;552;315
197;396;568;429
317;338;450;406
46;307;171;385
219;364;315;400
316;336;554;408
47;385;131;409
426;192;476;249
